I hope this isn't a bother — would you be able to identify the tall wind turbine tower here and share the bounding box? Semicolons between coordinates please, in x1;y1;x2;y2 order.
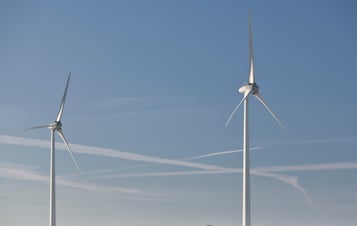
27;73;81;226
225;11;287;226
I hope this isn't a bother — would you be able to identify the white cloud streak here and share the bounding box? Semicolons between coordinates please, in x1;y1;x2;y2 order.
102;169;313;205
253;162;357;173
0;162;141;195
101;161;357;205
271;137;357;146
182;145;268;160
1;135;306;201
6;134;354;205
71;146;268;177
0;135;312;203
252;171;313;205
0;135;230;171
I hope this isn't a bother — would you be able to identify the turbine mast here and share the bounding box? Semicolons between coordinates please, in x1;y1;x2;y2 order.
50;129;56;226
242;97;251;226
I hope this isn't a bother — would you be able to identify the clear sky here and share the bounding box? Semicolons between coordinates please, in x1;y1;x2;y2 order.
1;1;357;226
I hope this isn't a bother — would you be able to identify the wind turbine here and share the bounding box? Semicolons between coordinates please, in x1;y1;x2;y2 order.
225;11;287;226
26;73;81;226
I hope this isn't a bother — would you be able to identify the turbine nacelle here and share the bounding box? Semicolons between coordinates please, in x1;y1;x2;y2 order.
239;83;259;95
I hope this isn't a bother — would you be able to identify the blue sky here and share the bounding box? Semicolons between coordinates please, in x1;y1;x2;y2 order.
1;1;357;226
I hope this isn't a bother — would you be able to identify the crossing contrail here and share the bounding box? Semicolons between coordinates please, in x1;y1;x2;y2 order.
0;135;231;171
4;134;356;205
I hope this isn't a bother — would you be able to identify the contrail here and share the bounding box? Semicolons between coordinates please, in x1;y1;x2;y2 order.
101;168;313;205
0;135;310;203
0;135;231;171
0;162;141;194
100;161;357;205
252;171;313;205
0;135;313;204
268;137;357;146
253;162;357;173
183;145;268;160
70;146;268;177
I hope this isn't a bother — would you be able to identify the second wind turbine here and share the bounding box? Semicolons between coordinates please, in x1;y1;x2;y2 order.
225;11;287;226
27;73;81;226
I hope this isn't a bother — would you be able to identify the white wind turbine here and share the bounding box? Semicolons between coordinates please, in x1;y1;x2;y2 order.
27;73;81;226
225;12;287;226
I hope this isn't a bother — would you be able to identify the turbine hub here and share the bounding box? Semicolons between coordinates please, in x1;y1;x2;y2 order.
250;83;259;94
48;121;62;130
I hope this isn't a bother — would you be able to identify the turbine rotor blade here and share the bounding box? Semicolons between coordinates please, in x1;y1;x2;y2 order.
25;124;49;130
225;89;252;127
253;93;287;133
55;73;71;122
56;129;82;174
248;10;255;84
